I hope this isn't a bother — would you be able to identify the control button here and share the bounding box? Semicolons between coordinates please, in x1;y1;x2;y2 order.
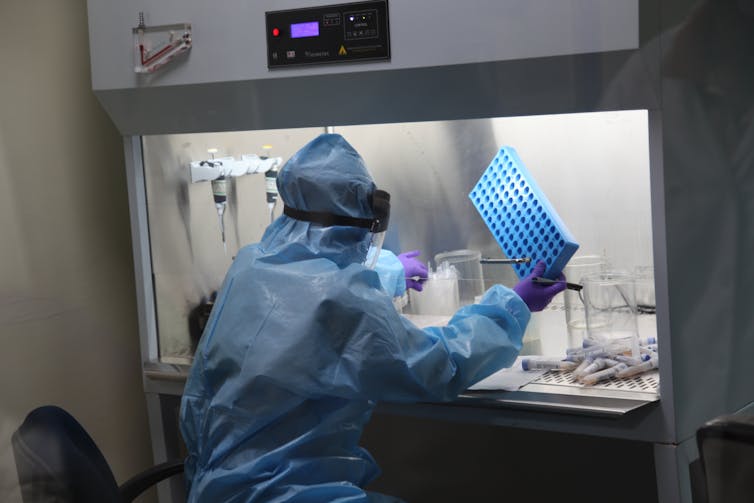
286;50;296;59
272;27;280;37
323;13;341;26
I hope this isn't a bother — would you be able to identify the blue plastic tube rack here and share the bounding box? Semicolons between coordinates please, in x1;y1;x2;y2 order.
469;146;579;279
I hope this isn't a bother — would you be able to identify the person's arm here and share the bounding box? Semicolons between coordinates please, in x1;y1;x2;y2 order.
397;250;428;292
331;261;565;402
335;282;529;402
203;259;564;404
372;249;406;297
372;248;429;296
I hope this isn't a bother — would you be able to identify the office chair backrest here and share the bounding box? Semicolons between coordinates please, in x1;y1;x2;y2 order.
696;414;754;503
11;405;121;503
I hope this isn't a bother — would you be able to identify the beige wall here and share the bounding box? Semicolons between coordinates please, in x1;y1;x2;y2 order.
0;1;155;501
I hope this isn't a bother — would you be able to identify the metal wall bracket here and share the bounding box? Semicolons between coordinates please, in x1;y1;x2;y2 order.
133;12;192;74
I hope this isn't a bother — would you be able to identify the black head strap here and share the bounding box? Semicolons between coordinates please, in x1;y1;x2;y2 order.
283;189;390;233
283;206;377;230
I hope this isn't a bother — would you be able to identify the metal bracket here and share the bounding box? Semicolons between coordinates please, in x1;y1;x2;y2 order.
133;12;192;74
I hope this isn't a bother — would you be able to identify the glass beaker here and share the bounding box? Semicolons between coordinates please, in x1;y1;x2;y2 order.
434;249;484;306
582;271;640;357
634;265;657;340
563;255;607;347
634;265;656;314
408;262;460;316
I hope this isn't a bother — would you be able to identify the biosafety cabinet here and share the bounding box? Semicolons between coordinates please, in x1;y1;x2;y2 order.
87;1;754;501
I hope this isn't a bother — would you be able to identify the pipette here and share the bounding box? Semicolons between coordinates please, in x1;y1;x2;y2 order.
200;149;229;254
261;145;280;224
480;257;531;264
264;168;278;224
211;176;227;254
532;277;583;291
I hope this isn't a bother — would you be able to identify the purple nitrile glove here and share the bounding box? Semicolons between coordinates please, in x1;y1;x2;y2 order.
398;250;429;292
513;261;567;312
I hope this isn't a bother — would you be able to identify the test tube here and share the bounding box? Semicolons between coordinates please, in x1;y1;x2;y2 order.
565;346;600;362
211;176;228;254
521;358;578;371
565;346;600;361
564;353;585;362
579;357;618;377
585;341;629;356
572;357;594;378
615;354;651;366
616;357;659;378
583;346;611;359
581;363;629;385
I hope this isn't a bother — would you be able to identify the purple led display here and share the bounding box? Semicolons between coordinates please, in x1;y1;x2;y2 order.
290;21;319;38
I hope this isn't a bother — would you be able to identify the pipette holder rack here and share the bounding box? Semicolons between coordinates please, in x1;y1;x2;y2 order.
189;155;282;183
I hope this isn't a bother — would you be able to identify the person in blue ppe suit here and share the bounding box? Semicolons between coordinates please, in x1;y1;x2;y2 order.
180;133;565;502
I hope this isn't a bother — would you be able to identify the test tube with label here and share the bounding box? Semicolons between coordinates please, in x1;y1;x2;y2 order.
616;357;659;378
581;363;628;385
521;358;577;371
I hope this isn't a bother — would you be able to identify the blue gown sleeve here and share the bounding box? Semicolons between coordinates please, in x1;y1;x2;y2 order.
329;276;530;403
187;258;529;406
372;249;406;297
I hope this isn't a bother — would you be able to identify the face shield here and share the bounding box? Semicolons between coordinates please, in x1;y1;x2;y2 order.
364;189;390;268
283;189;391;268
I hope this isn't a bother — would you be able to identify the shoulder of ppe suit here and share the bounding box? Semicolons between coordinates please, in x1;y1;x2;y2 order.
226;243;262;271
309;265;396;318
476;284;531;326
215;245;262;288
377;248;399;262
343;263;390;292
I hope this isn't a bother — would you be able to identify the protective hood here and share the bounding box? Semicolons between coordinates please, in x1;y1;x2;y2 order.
259;134;376;267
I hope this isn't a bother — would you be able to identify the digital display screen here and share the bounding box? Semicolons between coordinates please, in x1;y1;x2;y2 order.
290;21;319;38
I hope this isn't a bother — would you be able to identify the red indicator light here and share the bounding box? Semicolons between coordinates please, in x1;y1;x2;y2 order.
272;27;280;37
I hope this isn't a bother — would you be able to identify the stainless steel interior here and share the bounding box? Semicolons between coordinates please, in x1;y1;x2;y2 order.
142;111;653;362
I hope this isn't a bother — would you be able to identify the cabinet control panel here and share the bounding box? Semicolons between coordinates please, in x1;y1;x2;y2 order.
266;1;390;68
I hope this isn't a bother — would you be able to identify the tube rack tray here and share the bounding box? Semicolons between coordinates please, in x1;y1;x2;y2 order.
469;146;578;279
